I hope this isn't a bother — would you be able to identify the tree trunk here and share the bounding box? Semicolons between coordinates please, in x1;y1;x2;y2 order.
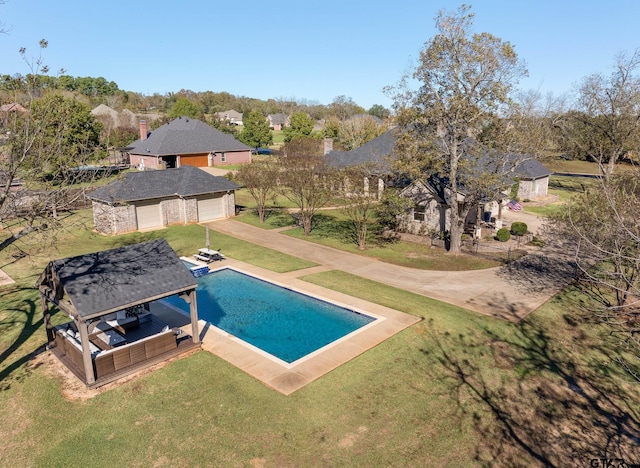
302;215;312;236
449;215;463;254
358;222;367;250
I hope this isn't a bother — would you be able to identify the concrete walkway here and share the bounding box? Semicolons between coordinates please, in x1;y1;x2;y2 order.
208;218;567;322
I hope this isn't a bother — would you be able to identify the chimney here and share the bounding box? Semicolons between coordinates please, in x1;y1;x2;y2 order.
323;137;333;155
139;120;147;141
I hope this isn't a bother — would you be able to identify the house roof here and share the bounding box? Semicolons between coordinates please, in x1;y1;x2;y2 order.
127;116;250;156
325;128;399;171
90;166;239;203
512;157;552;180
42;239;197;319
91;104;138;128
325;128;550;181
267;113;289;125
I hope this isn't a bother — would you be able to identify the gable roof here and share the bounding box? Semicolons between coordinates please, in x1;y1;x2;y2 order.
91;104;138;128
127;117;250;155
214;110;243;121
325;128;399;171
90;166;239;203
41;239;197;318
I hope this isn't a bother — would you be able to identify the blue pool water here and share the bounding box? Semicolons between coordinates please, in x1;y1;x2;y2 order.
163;268;375;363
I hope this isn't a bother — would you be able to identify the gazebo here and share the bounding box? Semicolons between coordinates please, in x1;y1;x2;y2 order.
36;239;201;387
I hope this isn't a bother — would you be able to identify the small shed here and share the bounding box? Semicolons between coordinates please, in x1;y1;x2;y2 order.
513;158;552;200
90;166;239;234
36;239;201;387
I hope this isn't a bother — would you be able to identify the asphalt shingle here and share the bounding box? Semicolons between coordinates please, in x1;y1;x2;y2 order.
90;166;239;203
127;116;250;155
50;239;197;318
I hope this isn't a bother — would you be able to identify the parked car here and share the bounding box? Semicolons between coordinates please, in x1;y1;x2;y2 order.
251;147;272;155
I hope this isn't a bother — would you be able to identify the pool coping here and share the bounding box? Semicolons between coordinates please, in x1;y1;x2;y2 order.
183;258;422;395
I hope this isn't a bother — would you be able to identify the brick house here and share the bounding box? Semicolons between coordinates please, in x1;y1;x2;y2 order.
126;117;251;170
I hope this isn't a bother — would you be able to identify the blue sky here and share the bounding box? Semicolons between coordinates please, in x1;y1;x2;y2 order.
1;1;639;110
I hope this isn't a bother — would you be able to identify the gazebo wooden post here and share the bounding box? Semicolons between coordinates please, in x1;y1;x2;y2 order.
189;289;200;344
77;320;96;385
41;294;55;344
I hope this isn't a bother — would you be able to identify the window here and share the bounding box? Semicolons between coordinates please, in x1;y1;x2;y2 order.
221;153;226;162
413;205;425;221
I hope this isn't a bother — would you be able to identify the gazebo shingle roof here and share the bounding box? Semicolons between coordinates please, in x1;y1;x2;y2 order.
47;239;197;318
89;166;239;203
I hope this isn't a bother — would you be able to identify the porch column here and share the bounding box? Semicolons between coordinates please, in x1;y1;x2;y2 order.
41;295;55;344
77;320;96;385
189;290;200;344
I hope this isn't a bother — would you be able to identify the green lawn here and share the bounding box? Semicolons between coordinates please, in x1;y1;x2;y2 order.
281;211;502;271
1;213;638;466
522;175;598;217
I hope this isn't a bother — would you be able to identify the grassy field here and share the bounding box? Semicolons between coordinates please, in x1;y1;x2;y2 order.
0;214;639;466
521;175;598;217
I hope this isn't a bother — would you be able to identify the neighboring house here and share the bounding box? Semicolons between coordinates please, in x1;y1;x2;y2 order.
267;113;289;131
213;109;243;125
325;128;551;235
91;104;135;128
90;165;239;234
126;116;251;169
36;239;201;387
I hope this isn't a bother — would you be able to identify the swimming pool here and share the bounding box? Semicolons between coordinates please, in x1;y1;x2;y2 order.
163;268;376;363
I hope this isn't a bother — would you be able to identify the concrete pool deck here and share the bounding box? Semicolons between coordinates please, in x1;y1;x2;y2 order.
155;259;421;395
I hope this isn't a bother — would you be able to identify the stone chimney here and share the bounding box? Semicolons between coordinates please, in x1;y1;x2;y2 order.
139;120;147;141
323;137;333;155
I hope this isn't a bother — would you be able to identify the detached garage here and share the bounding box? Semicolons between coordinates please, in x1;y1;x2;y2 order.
90;166;239;235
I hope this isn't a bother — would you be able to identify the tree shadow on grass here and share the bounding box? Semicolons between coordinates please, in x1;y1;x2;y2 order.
497;229;579;295
309;214;358;245
0;287;46;391
418;315;640;467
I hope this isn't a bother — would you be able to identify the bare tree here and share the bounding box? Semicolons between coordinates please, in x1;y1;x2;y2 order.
571;49;640;178
337;164;380;250
337;116;386;151
551;168;640;380
0;40;102;255
234;159;280;223
278;149;335;236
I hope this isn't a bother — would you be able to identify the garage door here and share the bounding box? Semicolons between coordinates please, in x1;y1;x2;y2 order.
180;154;209;167
135;201;162;230
197;195;224;221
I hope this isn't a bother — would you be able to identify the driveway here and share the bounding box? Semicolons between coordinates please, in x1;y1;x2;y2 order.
208;219;574;322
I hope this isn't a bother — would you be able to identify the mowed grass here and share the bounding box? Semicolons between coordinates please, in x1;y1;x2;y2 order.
1;210;639;466
283;211;501;271
521;175;598;217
